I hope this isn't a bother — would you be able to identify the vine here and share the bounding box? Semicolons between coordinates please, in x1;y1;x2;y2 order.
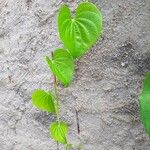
31;2;102;149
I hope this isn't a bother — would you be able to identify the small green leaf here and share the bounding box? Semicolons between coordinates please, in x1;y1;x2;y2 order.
46;49;74;87
50;121;68;144
139;72;150;137
58;2;102;59
32;90;55;113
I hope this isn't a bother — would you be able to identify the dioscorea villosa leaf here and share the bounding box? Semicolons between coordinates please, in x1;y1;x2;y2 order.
32;90;55;113
46;49;74;87
139;72;150;137
58;2;102;59
50;121;68;144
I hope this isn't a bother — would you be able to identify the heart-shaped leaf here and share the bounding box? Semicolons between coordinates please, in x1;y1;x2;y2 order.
50;121;68;144
139;72;150;137
46;49;74;87
58;2;103;59
32;90;55;113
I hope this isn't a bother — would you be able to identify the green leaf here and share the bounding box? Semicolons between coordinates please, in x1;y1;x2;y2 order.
46;49;74;87
32;90;55;113
139;72;150;137
58;2;103;59
50;121;68;144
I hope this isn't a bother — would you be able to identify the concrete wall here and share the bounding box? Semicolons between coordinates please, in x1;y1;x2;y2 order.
0;0;150;149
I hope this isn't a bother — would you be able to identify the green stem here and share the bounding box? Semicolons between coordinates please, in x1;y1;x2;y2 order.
78;143;82;150
65;145;68;150
65;143;72;150
51;52;60;123
54;76;60;122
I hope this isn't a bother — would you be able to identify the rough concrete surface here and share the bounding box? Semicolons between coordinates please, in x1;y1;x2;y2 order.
0;0;150;149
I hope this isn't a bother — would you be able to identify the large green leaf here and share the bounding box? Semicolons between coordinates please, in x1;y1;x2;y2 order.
58;2;103;59
32;90;55;113
139;72;150;137
46;49;74;87
50;121;68;144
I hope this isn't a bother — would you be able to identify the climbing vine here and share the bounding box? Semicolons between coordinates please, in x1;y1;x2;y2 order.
31;2;102;149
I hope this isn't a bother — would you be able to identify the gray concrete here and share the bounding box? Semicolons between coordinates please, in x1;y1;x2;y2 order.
0;0;150;149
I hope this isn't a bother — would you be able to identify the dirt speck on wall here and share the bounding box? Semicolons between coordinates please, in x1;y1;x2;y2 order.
0;0;150;149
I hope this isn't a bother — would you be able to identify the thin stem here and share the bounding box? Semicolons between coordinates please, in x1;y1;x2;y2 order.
54;74;60;122
51;52;73;149
51;52;60;123
65;143;72;150
78;144;82;150
57;142;59;150
65;145;68;150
